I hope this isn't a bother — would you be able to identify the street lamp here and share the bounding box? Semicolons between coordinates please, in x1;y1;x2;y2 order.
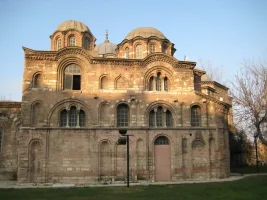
118;129;133;188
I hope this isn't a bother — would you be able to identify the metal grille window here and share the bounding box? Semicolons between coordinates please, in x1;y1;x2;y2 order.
156;73;161;91
60;109;67;127
191;105;201;127
64;64;81;90
164;77;168;91
149;77;154;91
69;106;77;127
0;128;2;151
154;136;169;145
84;38;90;50
125;48;129;58
149;44;155;53
56;38;61;50
136;44;142;59
117;104;129;127
166;110;172;127
79;110;86;127
156;107;163;127
69;36;76;46
149;111;155;127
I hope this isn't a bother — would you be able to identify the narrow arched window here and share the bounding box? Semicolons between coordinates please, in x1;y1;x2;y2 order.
64;64;81;90
0;128;3;152
156;72;161;91
164;77;168;91
69;36;76;46
32;102;42;126
162;45;167;53
136;44;142;59
69;106;77;127
154;136;169;145
149;77;154;91
60;109;67;127
56;38;61;50
149;44;155;54
166;110;172;127
33;73;43;88
84;38;90;50
117;104;129;127
79;110;86;127
191;105;201;127
156;106;163;127
149;111;155;127
125;48;129;58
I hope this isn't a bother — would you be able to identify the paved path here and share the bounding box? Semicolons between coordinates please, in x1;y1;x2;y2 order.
0;174;266;189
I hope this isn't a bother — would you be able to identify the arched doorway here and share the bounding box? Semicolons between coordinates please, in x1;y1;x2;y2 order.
154;136;171;182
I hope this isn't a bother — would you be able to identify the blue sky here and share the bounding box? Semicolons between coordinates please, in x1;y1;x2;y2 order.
0;0;266;101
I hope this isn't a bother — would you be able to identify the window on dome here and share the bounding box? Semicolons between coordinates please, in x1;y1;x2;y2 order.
64;64;81;90
149;44;155;54
56;38;62;50
84;38;90;50
69;36;76;46
162;44;167;54
125;48;129;58
136;44;142;59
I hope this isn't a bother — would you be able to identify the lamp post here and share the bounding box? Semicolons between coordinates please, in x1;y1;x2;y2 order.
118;129;133;188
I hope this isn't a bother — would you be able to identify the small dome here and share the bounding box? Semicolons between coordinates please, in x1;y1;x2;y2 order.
56;20;89;32
125;27;166;40
201;74;212;81
95;31;117;56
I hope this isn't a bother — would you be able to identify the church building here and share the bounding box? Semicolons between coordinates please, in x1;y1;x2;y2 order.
0;20;232;184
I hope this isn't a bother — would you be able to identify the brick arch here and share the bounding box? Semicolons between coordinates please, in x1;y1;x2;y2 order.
98;140;112;178
47;99;93;127
143;66;173;91
98;102;110;126
145;100;177;127
114;102;131;127
56;57;88;91
114;74;127;90
99;74;110;89
32;71;44;88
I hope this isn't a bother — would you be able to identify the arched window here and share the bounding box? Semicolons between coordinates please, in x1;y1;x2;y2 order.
164;77;168;91
162;44;167;53
149;107;172;127
191;105;201;127
79;110;86;127
125;48;129;58
149;77;154;91
60;109;67;127
117;104;129;127
69;36;76;46
136;44;142;59
32;102;42;126
166;110;172;127
154;136;169;145
69;106;77;127
0;128;2;152
33;73;43;88
64;64;81;90
84;38;90;50
156;72;161;91
56;38;61;50
149;44;155;54
100;76;109;89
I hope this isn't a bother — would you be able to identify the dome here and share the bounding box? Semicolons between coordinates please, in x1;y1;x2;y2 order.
125;27;166;40
201;74;212;81
56;20;89;32
95;31;117;56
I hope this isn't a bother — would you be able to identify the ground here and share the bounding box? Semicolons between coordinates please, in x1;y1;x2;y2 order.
0;176;266;200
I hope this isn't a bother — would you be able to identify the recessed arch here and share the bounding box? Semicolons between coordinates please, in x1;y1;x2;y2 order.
32;72;44;88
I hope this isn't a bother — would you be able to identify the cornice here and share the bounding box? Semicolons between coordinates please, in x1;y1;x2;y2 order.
194;69;206;77
195;91;231;107
23;47;196;69
201;81;229;90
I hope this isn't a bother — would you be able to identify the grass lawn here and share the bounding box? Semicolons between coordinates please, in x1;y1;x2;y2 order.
0;176;266;200
231;165;267;174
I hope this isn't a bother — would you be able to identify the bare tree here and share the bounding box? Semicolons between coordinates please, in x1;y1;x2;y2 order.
231;59;267;146
198;59;224;83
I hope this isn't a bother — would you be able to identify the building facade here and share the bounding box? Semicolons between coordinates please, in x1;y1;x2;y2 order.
1;20;232;184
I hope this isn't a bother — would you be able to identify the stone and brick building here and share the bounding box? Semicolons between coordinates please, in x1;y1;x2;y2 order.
0;20;232;184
